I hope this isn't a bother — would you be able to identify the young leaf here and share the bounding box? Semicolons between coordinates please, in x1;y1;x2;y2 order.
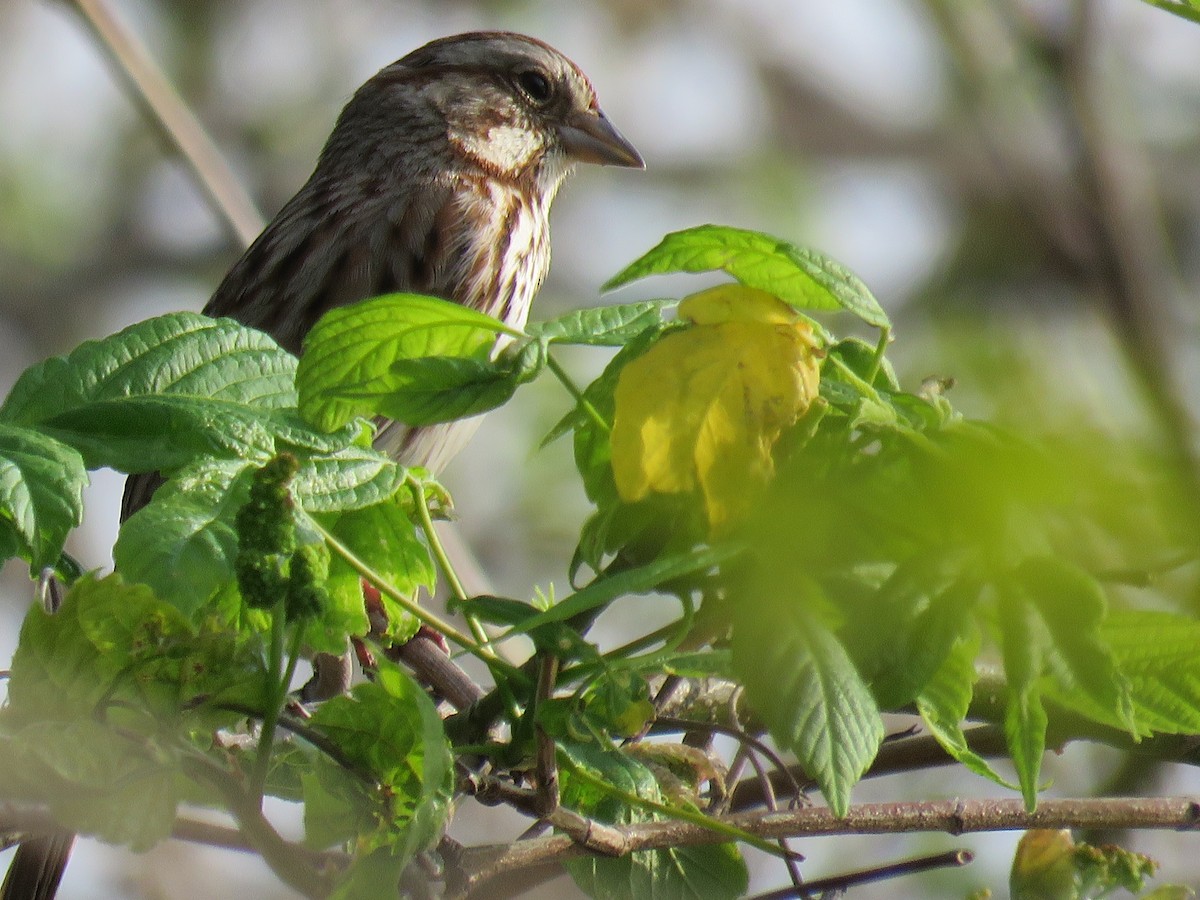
0;423;86;571
603;224;890;329
114;460;252;619
731;576;883;816
296;293;512;431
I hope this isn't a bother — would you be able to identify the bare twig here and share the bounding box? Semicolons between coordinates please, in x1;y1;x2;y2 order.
59;0;264;247
750;849;974;899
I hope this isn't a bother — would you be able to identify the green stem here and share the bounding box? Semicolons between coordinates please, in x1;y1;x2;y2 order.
865;326;891;384
408;478;492;651
313;519;472;649
827;353;886;405
546;354;610;433
311;518;522;680
252;600;287;799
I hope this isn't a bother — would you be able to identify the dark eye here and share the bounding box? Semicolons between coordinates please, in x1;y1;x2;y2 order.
516;69;553;105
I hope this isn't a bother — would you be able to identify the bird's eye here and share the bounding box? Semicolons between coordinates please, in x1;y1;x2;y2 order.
516;70;553;105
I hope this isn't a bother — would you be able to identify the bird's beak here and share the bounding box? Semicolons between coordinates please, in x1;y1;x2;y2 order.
558;109;645;169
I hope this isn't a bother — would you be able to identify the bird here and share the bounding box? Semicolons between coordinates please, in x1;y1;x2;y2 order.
2;30;642;899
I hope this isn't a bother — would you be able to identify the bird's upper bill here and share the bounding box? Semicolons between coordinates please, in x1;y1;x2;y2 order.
559;109;644;169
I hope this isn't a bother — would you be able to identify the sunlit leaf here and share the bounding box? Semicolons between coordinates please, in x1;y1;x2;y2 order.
604;224;890;328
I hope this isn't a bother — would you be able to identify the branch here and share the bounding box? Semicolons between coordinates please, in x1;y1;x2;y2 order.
455;795;1200;896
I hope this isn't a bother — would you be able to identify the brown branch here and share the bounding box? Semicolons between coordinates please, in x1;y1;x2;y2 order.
59;0;264;247
455;795;1200;896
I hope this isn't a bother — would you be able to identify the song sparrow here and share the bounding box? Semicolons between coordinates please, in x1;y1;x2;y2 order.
3;31;641;900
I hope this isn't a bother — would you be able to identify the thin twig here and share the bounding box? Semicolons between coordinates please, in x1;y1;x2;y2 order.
60;0;264;246
751;849;974;899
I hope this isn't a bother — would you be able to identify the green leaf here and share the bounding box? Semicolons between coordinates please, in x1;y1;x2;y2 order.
731;577;883;816
114;460;251;619
917;629;1019;789
603;225;890;329
1099;611;1200;734
306;660;453;872
292;444;406;512
1;313;297;423
0;423;86;570
998;590;1048;811
560;743;748;900
0;719;180;851
1015;558;1137;737
527;299;676;346
297;293;511;431
0;313;300;472
375;351;532;425
319;498;434;643
492;543;739;645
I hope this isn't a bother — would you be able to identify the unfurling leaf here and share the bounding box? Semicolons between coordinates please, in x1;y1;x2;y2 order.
610;285;821;531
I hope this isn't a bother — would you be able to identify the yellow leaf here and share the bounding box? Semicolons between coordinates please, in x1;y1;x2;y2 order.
611;285;821;532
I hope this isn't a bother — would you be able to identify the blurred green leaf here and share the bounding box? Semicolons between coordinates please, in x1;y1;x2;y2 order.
917;630;1019;789
1098;611;1200;734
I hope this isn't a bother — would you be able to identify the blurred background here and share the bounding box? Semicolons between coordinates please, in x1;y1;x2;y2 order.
3;0;1200;896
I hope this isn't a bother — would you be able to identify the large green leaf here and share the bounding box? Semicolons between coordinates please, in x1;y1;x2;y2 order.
0;313;326;473
0;423;86;570
297;293;511;431
603;225;890;329
1;313;297;424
